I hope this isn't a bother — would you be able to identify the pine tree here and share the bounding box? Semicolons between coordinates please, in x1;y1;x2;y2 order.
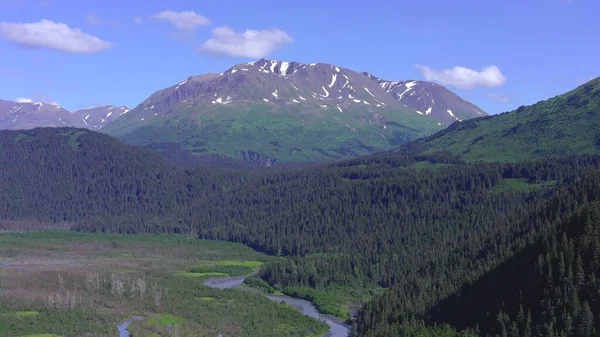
576;301;594;337
523;311;532;337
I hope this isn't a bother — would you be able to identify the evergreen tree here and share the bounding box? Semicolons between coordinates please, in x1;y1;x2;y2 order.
576;301;594;337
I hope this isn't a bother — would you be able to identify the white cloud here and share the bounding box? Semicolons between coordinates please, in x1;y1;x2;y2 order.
487;93;510;103
200;26;293;58
151;10;210;31
416;64;506;90
15;97;58;105
133;17;143;25
15;97;34;103
0;19;112;54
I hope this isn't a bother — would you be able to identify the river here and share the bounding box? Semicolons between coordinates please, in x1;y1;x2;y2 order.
116;275;350;337
117;316;143;337
203;276;350;337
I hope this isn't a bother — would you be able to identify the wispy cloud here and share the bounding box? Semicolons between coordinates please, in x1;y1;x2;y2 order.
0;19;112;54
416;64;507;90
200;26;293;58
150;10;210;31
0;68;26;77
0;68;52;85
86;14;120;27
487;93;511;103
133;17;143;25
576;76;597;84
86;14;102;26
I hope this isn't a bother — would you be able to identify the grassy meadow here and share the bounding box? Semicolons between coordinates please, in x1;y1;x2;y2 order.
0;232;327;337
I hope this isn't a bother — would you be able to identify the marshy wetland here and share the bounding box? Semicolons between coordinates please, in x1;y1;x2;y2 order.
0;232;329;337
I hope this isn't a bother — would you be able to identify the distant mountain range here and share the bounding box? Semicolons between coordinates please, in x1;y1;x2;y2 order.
75;105;130;130
103;58;485;164
411;77;600;162
0;100;129;131
1;58;487;165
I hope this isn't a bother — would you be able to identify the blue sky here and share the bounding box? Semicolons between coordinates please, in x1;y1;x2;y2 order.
0;0;598;114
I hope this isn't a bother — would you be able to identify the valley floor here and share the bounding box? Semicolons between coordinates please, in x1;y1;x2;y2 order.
0;232;328;337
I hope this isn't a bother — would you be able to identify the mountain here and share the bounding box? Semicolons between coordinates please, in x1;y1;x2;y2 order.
411;77;600;162
362;72;486;124
0;99;85;130
0;99;129;131
73;105;130;130
103;59;483;164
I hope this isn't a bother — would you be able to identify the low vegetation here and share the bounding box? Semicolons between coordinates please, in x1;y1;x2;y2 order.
0;232;327;337
491;178;557;194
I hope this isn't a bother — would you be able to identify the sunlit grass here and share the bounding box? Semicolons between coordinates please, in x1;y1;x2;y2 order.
213;260;264;268
146;314;184;327
14;311;40;317
176;272;229;278
197;297;215;301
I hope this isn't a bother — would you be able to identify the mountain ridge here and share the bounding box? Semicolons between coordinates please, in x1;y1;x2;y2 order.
0;99;130;131
362;71;486;124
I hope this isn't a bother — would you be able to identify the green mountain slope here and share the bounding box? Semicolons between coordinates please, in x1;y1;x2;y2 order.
105;103;438;164
102;59;453;165
411;77;600;162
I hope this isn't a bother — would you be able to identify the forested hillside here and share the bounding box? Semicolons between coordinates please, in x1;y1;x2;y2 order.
3;127;600;336
423;202;600;337
0;128;191;223
355;168;600;336
410;77;600;162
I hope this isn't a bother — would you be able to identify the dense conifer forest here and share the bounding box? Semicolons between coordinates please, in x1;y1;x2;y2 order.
3;127;600;336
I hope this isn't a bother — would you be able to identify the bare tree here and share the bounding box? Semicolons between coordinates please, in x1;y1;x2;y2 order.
110;274;125;297
58;273;65;290
150;282;162;308
85;271;100;291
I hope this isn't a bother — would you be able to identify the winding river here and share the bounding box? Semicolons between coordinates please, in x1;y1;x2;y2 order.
203;276;350;337
116;277;349;337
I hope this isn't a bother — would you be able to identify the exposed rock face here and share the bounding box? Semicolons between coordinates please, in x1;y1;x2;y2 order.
239;150;278;167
